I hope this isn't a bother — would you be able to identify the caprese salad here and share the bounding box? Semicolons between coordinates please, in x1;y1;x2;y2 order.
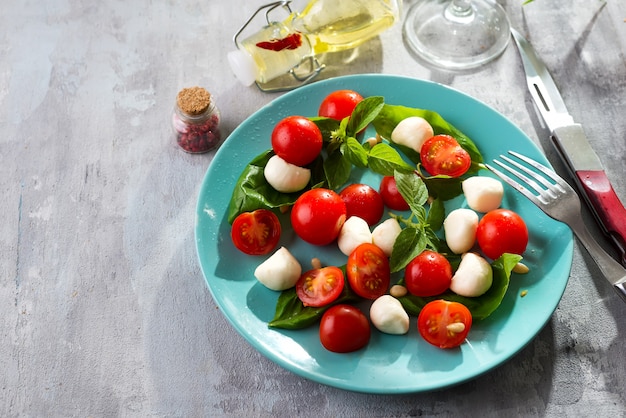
227;89;528;352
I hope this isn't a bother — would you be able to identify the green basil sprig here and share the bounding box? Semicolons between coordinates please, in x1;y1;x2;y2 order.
388;170;445;272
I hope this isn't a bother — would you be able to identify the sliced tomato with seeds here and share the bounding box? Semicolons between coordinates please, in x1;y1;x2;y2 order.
417;300;472;349
296;266;345;307
346;243;391;300
420;134;472;178
230;209;281;255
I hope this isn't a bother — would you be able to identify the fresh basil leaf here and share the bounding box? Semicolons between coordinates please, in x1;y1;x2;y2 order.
227;150;300;223
389;227;427;273
367;143;414;176
395;170;429;212
493;252;523;276
336;116;350;139
347;96;384;136
343;136;369;168
423;176;464;201
324;149;352;190
390;142;421;166
397;253;522;320
268;288;327;330
427;197;445;231
310;116;341;141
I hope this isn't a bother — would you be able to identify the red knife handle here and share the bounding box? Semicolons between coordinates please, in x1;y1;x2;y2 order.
576;170;626;267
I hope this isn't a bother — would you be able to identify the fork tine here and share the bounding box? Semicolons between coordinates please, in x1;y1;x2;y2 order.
493;155;555;199
499;155;556;193
484;162;542;206
508;151;570;194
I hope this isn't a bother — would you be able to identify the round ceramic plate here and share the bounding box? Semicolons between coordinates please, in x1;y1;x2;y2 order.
195;74;573;394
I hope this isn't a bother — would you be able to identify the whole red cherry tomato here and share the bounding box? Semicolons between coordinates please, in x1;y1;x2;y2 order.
476;208;529;259
347;243;391;300
418;300;472;349
339;183;384;226
420;134;472;178
379;176;410;211
271;115;323;167
230;209;281;255
404;250;453;297
295;266;344;307
319;304;370;353
318;89;364;121
291;188;347;246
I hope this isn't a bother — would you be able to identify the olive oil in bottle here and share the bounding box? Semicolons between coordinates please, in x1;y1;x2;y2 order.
228;0;401;86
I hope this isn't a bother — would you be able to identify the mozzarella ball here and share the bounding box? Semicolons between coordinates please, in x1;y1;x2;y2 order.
462;176;504;213
338;216;372;256
369;295;410;335
264;155;311;193
450;252;493;297
444;208;478;254
390;116;434;153
371;218;402;257
254;247;302;291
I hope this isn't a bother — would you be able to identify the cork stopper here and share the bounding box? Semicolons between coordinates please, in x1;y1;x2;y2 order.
176;87;211;115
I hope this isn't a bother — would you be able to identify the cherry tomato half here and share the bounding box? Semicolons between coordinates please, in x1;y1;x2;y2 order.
339;183;384;226
476;208;529;260
318;89;364;121
319;304;370;353
291;188;347;246
404;250;453;297
417;300;472;349
271;115;323;167
230;209;281;255
379;176;410;211
420;134;472;178
295;266;345;307
347;243;391;300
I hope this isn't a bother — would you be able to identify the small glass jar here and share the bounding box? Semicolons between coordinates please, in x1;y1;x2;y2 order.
172;87;222;153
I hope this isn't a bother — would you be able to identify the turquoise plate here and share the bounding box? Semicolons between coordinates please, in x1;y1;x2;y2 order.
195;74;573;394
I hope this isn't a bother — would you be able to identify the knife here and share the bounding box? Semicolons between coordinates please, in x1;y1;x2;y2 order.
511;28;626;268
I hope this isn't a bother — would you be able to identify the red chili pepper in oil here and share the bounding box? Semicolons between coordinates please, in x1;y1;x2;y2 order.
256;32;303;52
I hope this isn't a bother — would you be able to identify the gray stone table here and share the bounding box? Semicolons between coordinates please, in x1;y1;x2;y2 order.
2;0;625;416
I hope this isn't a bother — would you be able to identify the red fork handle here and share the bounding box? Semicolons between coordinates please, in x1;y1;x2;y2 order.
576;170;626;267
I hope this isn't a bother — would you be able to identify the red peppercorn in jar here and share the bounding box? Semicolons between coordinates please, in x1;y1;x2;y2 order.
172;87;222;153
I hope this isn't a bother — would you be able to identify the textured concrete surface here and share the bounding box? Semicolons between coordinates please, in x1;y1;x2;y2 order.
1;0;625;416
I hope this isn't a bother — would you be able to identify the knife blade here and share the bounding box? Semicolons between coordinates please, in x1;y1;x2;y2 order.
511;28;626;268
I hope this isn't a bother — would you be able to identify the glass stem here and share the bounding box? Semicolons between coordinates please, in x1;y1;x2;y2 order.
445;0;475;22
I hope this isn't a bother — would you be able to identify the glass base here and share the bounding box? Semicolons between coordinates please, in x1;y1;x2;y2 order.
403;0;511;70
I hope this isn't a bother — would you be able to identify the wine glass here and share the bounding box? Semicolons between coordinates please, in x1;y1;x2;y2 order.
403;0;511;70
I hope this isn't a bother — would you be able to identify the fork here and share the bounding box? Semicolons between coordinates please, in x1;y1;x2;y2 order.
485;151;626;304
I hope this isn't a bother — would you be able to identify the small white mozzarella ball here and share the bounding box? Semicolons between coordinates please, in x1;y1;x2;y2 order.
338;216;372;256
254;247;302;291
264;155;311;193
390;116;434;153
444;208;478;254
371;218;402;257
462;176;504;213
450;252;493;297
370;295;410;335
